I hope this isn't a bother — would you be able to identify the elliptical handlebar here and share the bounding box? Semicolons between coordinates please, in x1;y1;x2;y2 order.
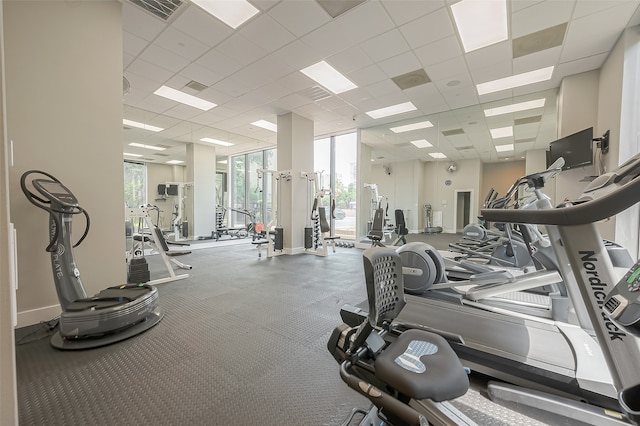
20;170;91;252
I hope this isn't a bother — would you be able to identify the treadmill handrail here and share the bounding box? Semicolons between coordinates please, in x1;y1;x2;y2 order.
481;174;640;226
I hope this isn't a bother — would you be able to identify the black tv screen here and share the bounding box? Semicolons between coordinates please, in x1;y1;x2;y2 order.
547;127;594;170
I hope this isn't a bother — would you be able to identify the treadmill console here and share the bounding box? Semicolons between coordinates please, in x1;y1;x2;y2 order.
33;179;78;207
603;260;640;337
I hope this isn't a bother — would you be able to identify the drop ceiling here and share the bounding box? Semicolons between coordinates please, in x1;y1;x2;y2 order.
123;0;640;165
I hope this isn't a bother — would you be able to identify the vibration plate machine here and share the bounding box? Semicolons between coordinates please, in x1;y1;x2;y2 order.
21;170;163;350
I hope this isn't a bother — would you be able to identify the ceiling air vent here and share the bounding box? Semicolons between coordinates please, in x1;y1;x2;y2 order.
156;144;172;149
317;0;366;18
154;153;169;157
392;69;431;90
442;128;464;136
299;85;332;102
129;0;183;21
184;80;208;93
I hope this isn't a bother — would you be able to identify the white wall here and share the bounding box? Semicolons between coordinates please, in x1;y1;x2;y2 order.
5;1;123;326
0;0;18;421
423;159;481;233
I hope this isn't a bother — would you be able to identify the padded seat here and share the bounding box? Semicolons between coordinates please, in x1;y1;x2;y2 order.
374;328;469;402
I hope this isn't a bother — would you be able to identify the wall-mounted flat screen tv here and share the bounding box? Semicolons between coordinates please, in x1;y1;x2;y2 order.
546;127;594;170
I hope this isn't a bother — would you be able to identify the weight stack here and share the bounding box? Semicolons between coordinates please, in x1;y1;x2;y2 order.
274;226;284;250
127;257;150;284
304;227;313;249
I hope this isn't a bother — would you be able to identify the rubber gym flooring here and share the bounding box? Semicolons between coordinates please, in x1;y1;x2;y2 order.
16;233;565;425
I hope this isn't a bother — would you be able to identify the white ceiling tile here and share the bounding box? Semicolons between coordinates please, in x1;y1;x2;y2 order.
511;0;574;38
271;93;312;110
212;76;253;98
347;64;388;87
556;52;608;79
180;62;223;87
276;71;318;92
361;29;411;63
122;2;167;41
468;59;513;85
301;20;356;58
124;71;163;93
240;13;295;53
195;50;244;78
378;51;422;78
573;0;638;19
513;46;561;74
328;47;373;75
464;41;512;75
216;33;267;66
124;52;136;69
562;2;639;62
164;104;209;121
268;0;331;37
426;56;469;83
234;57;295;90
255;82;293;100
399;7;454;49
381;0;445;26
414;35;463;68
139;44;190;73
269;41;323;71
172;4;233;47
164;74;191;90
134;94;175;114
338;88;374;106
126;59;175;84
332;1;396;44
154;27;210;61
363;79;402;99
124;31;148;56
511;1;546;13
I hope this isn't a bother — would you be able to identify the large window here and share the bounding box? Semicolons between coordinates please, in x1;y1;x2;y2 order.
314;132;357;239
124;161;146;208
229;148;277;228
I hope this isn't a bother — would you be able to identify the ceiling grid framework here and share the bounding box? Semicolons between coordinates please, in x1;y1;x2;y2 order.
122;0;640;164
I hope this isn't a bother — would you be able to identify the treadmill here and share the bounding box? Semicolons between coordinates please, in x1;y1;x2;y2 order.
21;170;163;350
393;161;637;411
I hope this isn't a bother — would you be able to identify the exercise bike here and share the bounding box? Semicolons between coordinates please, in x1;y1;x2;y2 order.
21;170;163;350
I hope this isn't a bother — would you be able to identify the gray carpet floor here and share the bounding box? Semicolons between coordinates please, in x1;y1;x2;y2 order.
15;233;558;425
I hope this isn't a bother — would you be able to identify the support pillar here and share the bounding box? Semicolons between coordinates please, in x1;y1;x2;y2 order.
186;143;217;239
277;112;314;253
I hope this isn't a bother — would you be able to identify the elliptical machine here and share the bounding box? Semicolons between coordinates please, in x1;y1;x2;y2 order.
21;170;163;350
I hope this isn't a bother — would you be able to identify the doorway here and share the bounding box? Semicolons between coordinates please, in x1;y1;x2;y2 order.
454;190;473;233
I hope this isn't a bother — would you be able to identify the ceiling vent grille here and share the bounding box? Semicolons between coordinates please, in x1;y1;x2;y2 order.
129;0;183;21
299;85;332;102
442;128;465;136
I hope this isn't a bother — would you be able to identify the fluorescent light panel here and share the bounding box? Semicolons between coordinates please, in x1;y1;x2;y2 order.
429;152;447;159
191;0;259;29
218;160;228;164
451;0;508;53
123;119;164;132
128;142;165;151
390;120;433;133
410;139;433;148
251;120;277;132
490;126;513;139
495;144;514;152
366;102;417;119
166;160;184;165
477;66;554;96
154;85;217;111
484;98;546;117
300;61;357;94
124;152;143;157
200;137;234;147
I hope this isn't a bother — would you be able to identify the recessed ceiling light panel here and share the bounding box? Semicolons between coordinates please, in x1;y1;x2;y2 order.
410;139;433;148
300;61;357;95
166;160;184;165
154;85;217;111
200;137;234;147
477;66;554;96
129;142;166;151
366;102;417;119
490;126;513;139
429;152;447;159
484;99;546;117
390;120;433;133
451;0;508;53
251;120;277;132
495;144;514;152
123;119;164;132
191;0;259;29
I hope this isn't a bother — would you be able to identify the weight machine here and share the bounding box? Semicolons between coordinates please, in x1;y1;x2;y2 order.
302;171;340;256
125;206;190;285
252;169;290;258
